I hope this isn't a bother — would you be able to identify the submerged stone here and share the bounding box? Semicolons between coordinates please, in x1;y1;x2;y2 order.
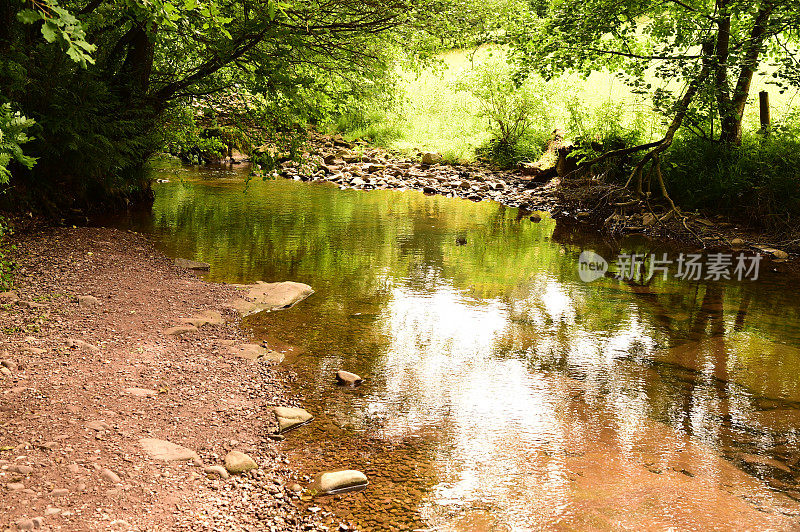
175;258;211;271
311;470;368;494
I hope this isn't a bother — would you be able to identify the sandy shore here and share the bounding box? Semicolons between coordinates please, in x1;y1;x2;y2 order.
0;227;348;531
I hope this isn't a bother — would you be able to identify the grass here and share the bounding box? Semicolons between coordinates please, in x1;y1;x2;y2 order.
334;45;800;166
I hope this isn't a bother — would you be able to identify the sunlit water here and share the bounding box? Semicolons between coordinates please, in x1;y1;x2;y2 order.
110;162;800;531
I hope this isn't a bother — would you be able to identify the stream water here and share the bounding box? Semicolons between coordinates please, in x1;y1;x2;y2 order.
111;162;800;531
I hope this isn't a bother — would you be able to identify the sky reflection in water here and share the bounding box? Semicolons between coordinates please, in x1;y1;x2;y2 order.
113;163;800;530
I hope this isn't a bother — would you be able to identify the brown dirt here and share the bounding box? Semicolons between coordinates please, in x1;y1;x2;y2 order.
0;227;351;531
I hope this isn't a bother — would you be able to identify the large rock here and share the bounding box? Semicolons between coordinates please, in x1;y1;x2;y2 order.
175;258;211;271
232;281;314;317
273;406;314;433
0;291;18;303
310;470;368;494
228;344;284;363
224;451;258;474
76;295;101;307
139;438;199;462
179;310;224;328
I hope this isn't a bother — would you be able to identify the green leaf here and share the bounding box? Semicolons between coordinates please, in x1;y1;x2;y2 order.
41;21;58;43
16;9;42;24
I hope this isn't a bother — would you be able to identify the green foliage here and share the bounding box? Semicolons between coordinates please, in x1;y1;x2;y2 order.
0;216;15;291
0;104;37;184
160;107;254;164
454;55;555;167
2;0;431;210
17;0;96;67
509;0;800;144
250;127;307;176
662;124;800;226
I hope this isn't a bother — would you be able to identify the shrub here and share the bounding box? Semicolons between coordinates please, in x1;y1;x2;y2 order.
455;56;554;167
0;103;37;184
662;125;800;227
0;216;15;291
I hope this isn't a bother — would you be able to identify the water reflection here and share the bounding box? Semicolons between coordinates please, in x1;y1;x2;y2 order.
109;162;800;530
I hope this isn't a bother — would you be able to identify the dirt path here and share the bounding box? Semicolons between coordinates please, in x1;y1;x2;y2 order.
0;227;347;531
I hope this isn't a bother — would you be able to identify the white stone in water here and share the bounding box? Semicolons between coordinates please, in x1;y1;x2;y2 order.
310;470;368;494
232;281;314;317
273;406;313;433
335;370;362;386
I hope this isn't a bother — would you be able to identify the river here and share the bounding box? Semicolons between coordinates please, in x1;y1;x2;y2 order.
110;161;800;531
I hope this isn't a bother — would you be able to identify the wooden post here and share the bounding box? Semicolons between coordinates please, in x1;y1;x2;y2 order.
759;91;770;133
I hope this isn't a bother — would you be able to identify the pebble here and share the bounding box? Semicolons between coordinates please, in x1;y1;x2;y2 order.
50;488;69;497
203;465;230;479
100;468;121;483
7;482;25;490
14;518;35;530
7;464;34;475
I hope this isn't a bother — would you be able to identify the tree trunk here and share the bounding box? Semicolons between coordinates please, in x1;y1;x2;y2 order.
719;3;775;144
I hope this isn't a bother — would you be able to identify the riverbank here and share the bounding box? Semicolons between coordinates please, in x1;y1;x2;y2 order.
0;227;350;531
276;132;796;263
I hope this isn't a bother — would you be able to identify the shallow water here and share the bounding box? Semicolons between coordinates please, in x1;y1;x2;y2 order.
112;162;800;530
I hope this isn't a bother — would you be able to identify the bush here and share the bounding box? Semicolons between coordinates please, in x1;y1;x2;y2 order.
662;125;800;227
455;56;555;168
0;216;15;291
0;103;37;184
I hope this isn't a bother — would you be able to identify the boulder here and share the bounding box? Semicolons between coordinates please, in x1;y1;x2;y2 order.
224;451;258;475
335;370;363;387
175;258;211;271
310;470;368;494
273;406;314;433
139;438;199;462
232;281;314;317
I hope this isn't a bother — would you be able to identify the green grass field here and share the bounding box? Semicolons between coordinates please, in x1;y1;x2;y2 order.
354;46;800;163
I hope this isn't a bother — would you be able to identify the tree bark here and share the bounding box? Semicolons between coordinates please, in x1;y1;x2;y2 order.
719;2;775;144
